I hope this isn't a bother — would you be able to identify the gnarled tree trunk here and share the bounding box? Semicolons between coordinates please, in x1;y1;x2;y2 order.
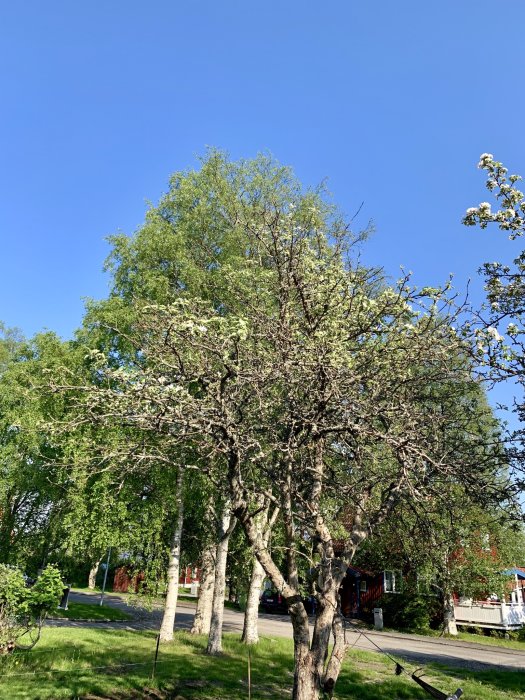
191;542;216;635
159;466;185;643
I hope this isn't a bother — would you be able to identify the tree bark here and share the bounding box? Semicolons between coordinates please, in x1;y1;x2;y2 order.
241;500;279;645
230;442;402;698
191;542;216;635
159;466;185;643
87;559;101;589
241;555;265;644
290;602;317;700
322;610;349;697
206;505;235;655
443;593;458;636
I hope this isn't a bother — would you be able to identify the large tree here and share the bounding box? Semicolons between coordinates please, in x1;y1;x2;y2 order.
61;152;509;699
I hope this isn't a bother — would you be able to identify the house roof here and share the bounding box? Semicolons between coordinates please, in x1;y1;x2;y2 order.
346;564;375;577
502;568;525;579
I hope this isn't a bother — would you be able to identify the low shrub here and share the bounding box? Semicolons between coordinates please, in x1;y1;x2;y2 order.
0;564;63;653
372;589;441;632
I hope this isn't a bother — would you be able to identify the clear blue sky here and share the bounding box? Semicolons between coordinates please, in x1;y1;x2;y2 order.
1;1;524;341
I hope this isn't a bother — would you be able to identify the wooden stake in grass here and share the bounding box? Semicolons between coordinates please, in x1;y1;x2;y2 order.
151;634;161;680
247;645;251;700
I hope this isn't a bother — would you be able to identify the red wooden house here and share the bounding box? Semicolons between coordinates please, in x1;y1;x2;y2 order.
339;565;402;617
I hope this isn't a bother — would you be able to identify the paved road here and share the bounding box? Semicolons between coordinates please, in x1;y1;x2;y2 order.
51;590;525;673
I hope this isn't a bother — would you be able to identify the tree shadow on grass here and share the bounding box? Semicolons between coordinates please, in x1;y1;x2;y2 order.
2;629;524;700
343;648;525;700
437;664;525;697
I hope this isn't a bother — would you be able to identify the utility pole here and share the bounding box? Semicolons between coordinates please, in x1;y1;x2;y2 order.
99;547;112;606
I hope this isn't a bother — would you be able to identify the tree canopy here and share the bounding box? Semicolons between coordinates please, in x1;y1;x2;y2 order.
52;151;517;698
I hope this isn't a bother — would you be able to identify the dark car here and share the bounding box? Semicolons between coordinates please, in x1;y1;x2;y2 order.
260;589;316;614
260;588;287;613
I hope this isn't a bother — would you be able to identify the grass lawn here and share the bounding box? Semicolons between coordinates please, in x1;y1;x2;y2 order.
0;627;523;700
384;625;525;652
51;602;132;622
454;630;525;651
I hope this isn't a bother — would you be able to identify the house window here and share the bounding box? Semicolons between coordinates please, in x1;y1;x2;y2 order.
384;570;401;593
359;580;367;593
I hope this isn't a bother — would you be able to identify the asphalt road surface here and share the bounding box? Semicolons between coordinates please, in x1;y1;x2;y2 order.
50;590;525;673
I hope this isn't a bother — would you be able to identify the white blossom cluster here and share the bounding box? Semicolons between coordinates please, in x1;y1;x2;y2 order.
462;154;525;239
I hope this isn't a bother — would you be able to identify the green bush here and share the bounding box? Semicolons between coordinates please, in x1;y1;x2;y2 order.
373;589;441;632
0;564;64;653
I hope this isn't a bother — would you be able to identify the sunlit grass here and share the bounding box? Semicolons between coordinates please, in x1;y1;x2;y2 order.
51;602;132;622
0;627;523;699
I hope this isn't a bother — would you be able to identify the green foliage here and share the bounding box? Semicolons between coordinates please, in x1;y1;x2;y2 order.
0;564;64;620
0;564;63;652
1;151;518;695
26;566;64;618
0;566;28;614
0;329;92;571
373;587;441;632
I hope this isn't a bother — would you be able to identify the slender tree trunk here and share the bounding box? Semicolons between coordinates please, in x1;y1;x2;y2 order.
443;593;458;636
241;500;279;645
191;542;216;635
241;556;265;644
206;506;235;655
159;466;185;643
87;559;101;589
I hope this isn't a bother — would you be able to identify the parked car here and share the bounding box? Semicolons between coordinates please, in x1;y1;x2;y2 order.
260;588;287;613
260;589;316;614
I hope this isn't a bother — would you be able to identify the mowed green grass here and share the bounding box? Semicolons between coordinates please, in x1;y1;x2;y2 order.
51;602;132;622
0;627;523;699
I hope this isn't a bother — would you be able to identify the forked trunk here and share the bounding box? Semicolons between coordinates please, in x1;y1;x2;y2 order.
159;466;185;643
241;556;265;644
206;507;234;655
87;560;100;589
291;563;347;698
191;542;216;635
443;593;458;636
290;601;345;699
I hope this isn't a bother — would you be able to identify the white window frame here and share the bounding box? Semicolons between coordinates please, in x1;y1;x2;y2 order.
384;570;402;594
